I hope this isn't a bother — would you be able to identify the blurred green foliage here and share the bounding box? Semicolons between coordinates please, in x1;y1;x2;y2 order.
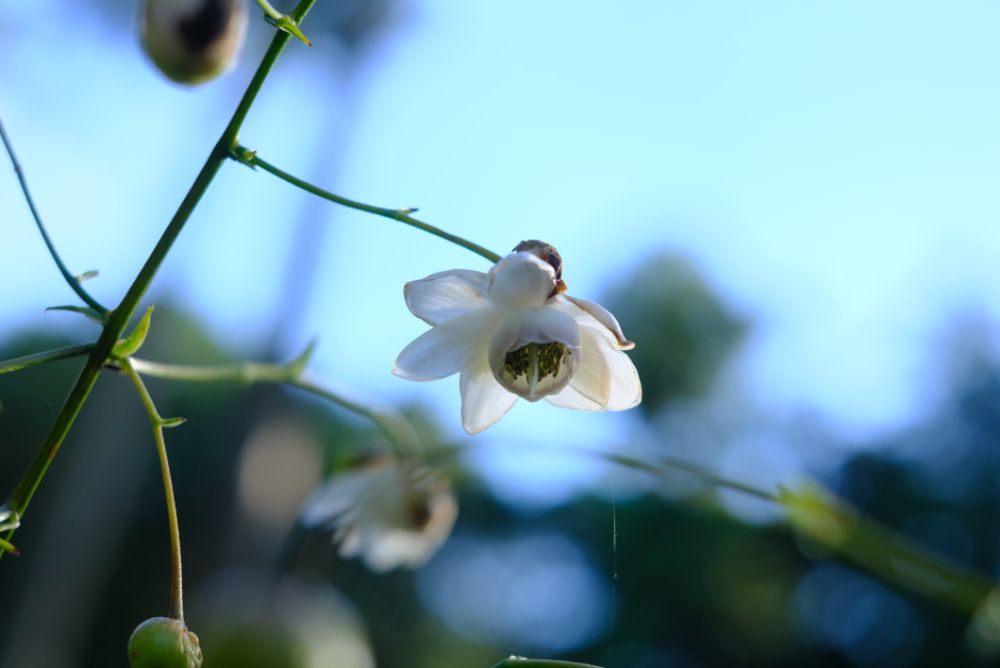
606;254;746;416
3;258;1000;667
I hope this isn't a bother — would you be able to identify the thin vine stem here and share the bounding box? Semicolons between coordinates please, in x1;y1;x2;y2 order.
129;354;422;454
490;659;604;668
601;450;779;501
121;359;185;620
0;116;108;315
579;445;993;615
2;0;316;550
234;148;502;264
0;343;94;376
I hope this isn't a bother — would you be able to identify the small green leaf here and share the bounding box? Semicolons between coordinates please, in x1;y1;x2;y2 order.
161;417;187;429
262;12;311;45
46;305;106;325
113;305;154;358
76;270;100;283
289;340;317;376
0;537;19;556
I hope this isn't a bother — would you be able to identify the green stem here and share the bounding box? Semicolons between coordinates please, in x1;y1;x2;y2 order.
129;355;422;453
238;150;502;264
490;659;604;668
2;0;316;549
0;343;94;375
602;451;779;501
221;2;313;150
0;115;108;315
592;448;992;615
254;0;311;44
0;538;18;556
295;377;421;454
254;0;283;21
121;360;185;620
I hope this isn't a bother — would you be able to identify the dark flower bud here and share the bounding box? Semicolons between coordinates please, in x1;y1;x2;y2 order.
141;0;248;84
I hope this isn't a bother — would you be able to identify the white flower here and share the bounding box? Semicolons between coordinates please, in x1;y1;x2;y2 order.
299;456;458;572
393;240;641;434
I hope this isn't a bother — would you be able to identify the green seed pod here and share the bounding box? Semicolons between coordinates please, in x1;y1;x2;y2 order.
141;0;248;84
128;617;203;668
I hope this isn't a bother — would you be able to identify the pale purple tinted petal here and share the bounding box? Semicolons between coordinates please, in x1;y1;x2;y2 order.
404;269;488;325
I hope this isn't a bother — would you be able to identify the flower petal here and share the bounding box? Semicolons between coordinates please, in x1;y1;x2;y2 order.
566;326;613;406
557;295;635;350
594;335;642;410
486;306;583;370
487;252;556;308
545;384;604;411
460;355;518;434
393;309;498;381
546;325;641;411
404;269;488;325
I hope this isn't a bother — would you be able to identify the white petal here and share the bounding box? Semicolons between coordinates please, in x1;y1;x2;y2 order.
556;295;635;350
546;325;641;411
393;310;498;381
486;306;583;372
545;385;604;411
486;252;556;308
404;269;488;325
596;334;642;410
299;470;370;527
460;355;518;434
566;326;613;406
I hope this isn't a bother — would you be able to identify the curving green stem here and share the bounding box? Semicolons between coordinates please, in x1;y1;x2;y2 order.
254;0;311;45
1;0;316;550
0;343;95;376
129;354;422;454
0;116;108;315
121;359;186;620
581;446;994;616
490;659;604;668
600;451;778;501
234;149;502;264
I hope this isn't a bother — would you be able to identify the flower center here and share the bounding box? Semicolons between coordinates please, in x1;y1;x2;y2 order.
499;342;573;401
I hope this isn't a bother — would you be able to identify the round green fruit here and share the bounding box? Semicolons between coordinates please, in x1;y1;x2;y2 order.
128;617;203;668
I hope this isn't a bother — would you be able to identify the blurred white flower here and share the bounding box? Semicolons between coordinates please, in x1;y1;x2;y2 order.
299;456;458;572
141;0;248;84
393;241;641;434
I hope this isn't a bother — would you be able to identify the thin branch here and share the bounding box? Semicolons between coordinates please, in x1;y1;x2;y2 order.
234;148;502;264
586;446;992;615
490;659;604;668
121;359;186;621
601;451;779;501
0;115;108;315
129;355;422;454
2;0;317;551
0;343;94;376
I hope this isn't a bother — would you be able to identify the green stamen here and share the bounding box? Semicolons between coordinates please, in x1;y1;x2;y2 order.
504;342;567;381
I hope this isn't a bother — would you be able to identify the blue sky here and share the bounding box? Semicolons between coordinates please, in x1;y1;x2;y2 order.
4;1;1000;496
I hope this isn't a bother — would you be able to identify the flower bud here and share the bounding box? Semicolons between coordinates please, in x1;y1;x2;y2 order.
128;617;203;668
141;0;248;84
